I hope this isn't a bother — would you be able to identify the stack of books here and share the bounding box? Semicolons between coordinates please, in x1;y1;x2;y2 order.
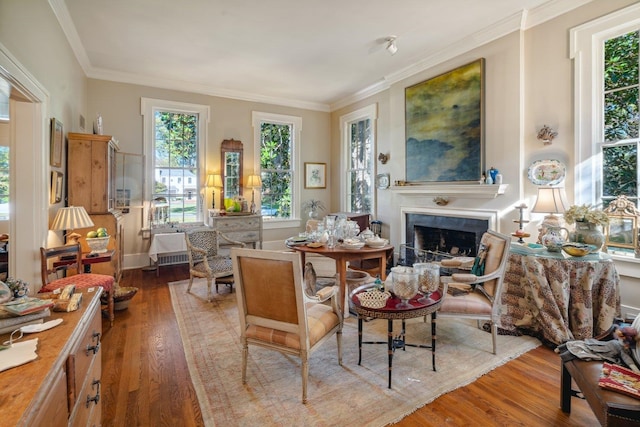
0;297;54;334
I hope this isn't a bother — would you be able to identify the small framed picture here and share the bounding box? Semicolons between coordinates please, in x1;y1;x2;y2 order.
304;162;326;189
50;118;63;167
50;171;63;204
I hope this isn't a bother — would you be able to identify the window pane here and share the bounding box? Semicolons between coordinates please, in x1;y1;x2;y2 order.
605;87;639;141
347;118;373;213
0;147;8;221
603;144;638;197
260;122;292;219
605;31;639;91
153;111;200;224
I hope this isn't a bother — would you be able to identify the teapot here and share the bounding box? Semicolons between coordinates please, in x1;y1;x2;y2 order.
540;225;569;252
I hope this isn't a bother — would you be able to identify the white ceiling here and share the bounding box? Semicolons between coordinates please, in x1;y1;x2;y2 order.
56;0;590;111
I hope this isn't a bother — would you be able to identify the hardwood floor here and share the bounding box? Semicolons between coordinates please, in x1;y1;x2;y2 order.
101;265;599;426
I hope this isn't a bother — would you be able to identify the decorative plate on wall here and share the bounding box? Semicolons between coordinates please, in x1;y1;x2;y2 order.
376;173;390;189
527;159;566;185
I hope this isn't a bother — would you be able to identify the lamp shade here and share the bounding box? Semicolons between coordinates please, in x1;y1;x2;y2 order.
531;187;568;214
50;206;94;231
206;174;223;188
246;174;262;188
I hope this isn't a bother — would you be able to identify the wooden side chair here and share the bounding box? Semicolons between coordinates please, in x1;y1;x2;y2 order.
438;230;511;354
39;243;115;325
231;248;343;403
184;228;245;302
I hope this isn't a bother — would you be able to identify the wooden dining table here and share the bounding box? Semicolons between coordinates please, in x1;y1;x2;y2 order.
290;243;394;312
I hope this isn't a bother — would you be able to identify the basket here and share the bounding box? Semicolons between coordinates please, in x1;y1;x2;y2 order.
102;286;138;311
356;289;390;309
86;236;110;253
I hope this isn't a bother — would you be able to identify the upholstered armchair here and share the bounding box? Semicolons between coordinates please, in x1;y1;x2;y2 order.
231;248;343;404
39;243;115;325
438;230;511;354
185;228;245;302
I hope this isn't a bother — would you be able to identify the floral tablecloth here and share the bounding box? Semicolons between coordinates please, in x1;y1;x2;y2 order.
499;249;620;346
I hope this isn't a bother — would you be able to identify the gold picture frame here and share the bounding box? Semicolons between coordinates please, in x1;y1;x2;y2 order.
50;171;63;204
304;162;326;189
50;118;63;167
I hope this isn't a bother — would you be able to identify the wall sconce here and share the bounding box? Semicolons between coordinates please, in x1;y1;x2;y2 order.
537;125;558;145
378;153;389;164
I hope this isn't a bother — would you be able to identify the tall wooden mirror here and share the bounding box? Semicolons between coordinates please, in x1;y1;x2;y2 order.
221;139;243;200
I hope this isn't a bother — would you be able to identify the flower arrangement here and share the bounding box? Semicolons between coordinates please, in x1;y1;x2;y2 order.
563;204;610;227
4;277;29;299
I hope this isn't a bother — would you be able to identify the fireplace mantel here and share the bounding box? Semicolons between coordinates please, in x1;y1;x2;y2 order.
391;183;507;199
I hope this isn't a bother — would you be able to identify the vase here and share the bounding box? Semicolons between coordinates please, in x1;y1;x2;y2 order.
540;226;569;252
570;221;605;251
308;209;318;219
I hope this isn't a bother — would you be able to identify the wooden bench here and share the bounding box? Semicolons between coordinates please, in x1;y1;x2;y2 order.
561;358;640;425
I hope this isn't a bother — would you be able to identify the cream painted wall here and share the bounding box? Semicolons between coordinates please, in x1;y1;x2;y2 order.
0;0;88;288
86;79;331;267
332;0;640;315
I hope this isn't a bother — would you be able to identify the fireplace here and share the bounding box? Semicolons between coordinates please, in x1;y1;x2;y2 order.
399;207;497;265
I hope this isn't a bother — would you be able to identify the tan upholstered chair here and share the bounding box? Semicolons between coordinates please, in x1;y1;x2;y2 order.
39;243;115;325
438;230;510;354
185;228;245;302
231;248;343;404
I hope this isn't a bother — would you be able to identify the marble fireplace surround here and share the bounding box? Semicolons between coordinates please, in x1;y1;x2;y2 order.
400;206;499;258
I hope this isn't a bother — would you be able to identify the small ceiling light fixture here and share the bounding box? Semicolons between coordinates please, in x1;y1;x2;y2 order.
385;36;398;55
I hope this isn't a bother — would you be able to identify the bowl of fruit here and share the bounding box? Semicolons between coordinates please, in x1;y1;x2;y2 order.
86;228;110;253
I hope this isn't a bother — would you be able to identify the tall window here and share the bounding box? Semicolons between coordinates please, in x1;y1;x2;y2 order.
252;112;300;220
571;4;640;210
142;99;209;224
340;104;377;213
601;30;639;208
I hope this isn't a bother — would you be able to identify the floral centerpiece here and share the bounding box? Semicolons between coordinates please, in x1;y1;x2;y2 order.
563;204;609;227
563;204;609;250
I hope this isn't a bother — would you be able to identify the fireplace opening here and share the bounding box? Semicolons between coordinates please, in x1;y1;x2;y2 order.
400;213;489;265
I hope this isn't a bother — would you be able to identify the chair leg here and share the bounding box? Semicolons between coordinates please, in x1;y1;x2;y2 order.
206;278;212;302
301;350;309;404
336;330;343;366
187;276;194;294
491;321;497;355
241;340;248;384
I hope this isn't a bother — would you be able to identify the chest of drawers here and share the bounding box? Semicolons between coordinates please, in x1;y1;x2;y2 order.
0;290;103;426
208;213;263;248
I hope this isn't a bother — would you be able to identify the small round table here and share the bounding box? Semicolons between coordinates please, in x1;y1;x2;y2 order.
349;283;444;389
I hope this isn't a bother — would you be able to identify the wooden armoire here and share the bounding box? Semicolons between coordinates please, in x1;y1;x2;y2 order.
67;132;123;282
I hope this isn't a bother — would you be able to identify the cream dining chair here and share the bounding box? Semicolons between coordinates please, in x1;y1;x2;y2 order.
438;229;511;354
231;247;343;403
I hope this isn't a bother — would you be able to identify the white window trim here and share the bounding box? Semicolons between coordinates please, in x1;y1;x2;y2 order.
339;103;378;212
252;111;302;229
570;3;640;270
141;98;210;223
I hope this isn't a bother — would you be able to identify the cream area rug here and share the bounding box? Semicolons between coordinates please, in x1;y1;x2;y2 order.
169;279;540;427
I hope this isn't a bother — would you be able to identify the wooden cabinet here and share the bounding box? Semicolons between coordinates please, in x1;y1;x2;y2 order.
0;290;103;426
208;213;263;248
68;133;119;214
68;132;123;281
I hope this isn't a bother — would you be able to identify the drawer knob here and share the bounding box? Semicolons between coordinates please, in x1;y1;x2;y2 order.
86;379;101;407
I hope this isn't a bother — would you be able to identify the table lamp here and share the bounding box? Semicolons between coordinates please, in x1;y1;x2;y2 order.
206;174;223;209
50;206;95;245
531;187;568;245
246;174;262;214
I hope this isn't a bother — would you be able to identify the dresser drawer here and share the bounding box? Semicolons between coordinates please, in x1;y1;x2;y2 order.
224;230;261;243
30;367;68;427
69;349;101;427
68;302;102;404
212;216;261;232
